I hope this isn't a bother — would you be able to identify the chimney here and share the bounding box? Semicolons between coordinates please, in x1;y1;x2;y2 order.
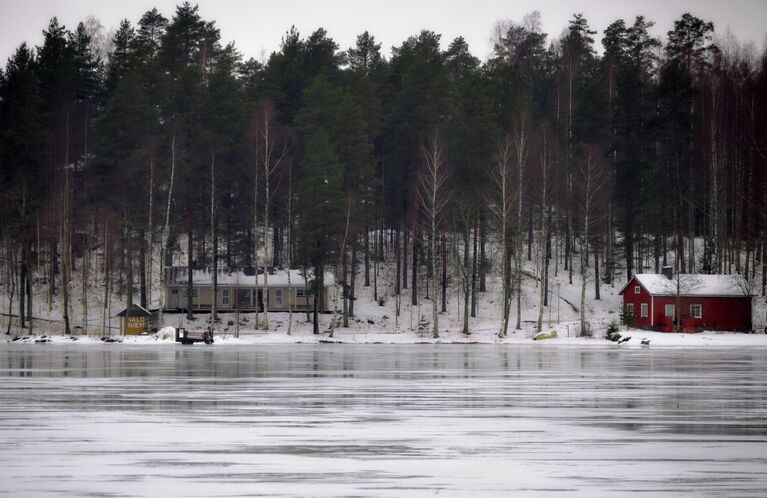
661;266;673;280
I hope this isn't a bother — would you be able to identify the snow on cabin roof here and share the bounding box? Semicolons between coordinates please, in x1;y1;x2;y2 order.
116;304;151;317
621;274;751;297
168;268;335;287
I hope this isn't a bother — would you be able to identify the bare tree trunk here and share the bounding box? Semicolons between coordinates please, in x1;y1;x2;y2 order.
420;133;448;339
211;152;218;324
441;233;447;314
6;244;17;335
312;267;320;335
579;150;602;335
411;221;418;306
253;141;260;328
62;143;71;335
48;238;55;313
19;246;26;330
514;117;528;331
462;216;471;336
158;134;176;327
594;241;601;300
83;222;91;334
102;219;109;336
287;163;293;335
470;216;478;318
350;239;357;316
395;225;401;295
479;208;486;292
146;158;153;308
186;228;193;320
339;200;352;329
494;136;513;337
536;135;550;333
402;225;408;290
364;227;370;287
139;227;146;308
25;242;32;335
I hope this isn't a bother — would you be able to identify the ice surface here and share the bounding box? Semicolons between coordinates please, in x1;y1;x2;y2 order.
1;344;766;497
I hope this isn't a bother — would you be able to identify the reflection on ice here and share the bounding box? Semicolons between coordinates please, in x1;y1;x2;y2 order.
1;344;766;497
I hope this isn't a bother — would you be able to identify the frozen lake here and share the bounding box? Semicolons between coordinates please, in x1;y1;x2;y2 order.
1;344;766;497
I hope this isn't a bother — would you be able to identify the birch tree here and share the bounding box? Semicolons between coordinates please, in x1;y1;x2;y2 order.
418;132;449;339
536;132;553;333
578;148;604;335
492;134;514;337
512;114;529;331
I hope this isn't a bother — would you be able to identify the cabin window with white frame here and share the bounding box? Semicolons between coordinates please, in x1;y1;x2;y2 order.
222;289;229;306
296;288;305;298
690;304;702;319
640;303;648;318
626;303;634;318
171;289;179;295
634;286;640;294
665;304;675;318
275;289;283;305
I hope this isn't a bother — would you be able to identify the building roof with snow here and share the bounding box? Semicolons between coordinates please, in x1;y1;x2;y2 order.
116;304;151;317
165;267;335;287
619;273;751;297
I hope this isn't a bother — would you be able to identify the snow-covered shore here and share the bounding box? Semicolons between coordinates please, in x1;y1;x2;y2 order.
4;326;767;348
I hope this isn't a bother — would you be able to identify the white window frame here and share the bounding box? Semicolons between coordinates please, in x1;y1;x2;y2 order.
275;289;283;306
626;303;634;318
665;304;675;318
296;288;305;298
640;303;648;318
690;304;702;319
222;289;230;306
634;285;641;294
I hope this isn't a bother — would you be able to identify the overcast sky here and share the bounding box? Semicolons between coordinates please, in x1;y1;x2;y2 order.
2;0;766;66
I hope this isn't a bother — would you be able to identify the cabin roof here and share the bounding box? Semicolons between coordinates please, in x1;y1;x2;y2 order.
116;304;151;317
167;268;335;287
619;274;751;297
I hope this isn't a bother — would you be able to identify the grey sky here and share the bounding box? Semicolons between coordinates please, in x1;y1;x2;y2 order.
1;0;766;66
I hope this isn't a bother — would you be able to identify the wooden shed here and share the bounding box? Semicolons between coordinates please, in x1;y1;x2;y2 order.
117;304;151;335
619;268;752;332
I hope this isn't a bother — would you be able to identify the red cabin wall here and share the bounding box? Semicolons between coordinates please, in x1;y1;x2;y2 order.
651;296;752;332
621;279;654;328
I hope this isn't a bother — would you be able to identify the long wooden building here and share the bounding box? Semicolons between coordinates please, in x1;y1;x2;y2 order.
164;267;334;313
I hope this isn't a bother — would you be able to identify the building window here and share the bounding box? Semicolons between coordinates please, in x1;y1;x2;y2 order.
626;303;634;318
222;289;230;306
690;304;702;319
172;289;179;295
665;304;675;318
296;288;305;298
275;289;283;306
634;286;640;294
182;288;198;298
640;303;648;318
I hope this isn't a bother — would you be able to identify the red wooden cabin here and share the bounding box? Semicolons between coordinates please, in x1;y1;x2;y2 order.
618;267;752;332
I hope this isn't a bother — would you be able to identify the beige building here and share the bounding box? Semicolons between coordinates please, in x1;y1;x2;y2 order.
164;268;333;313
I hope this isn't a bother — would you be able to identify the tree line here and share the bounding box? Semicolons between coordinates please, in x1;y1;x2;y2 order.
1;3;766;336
